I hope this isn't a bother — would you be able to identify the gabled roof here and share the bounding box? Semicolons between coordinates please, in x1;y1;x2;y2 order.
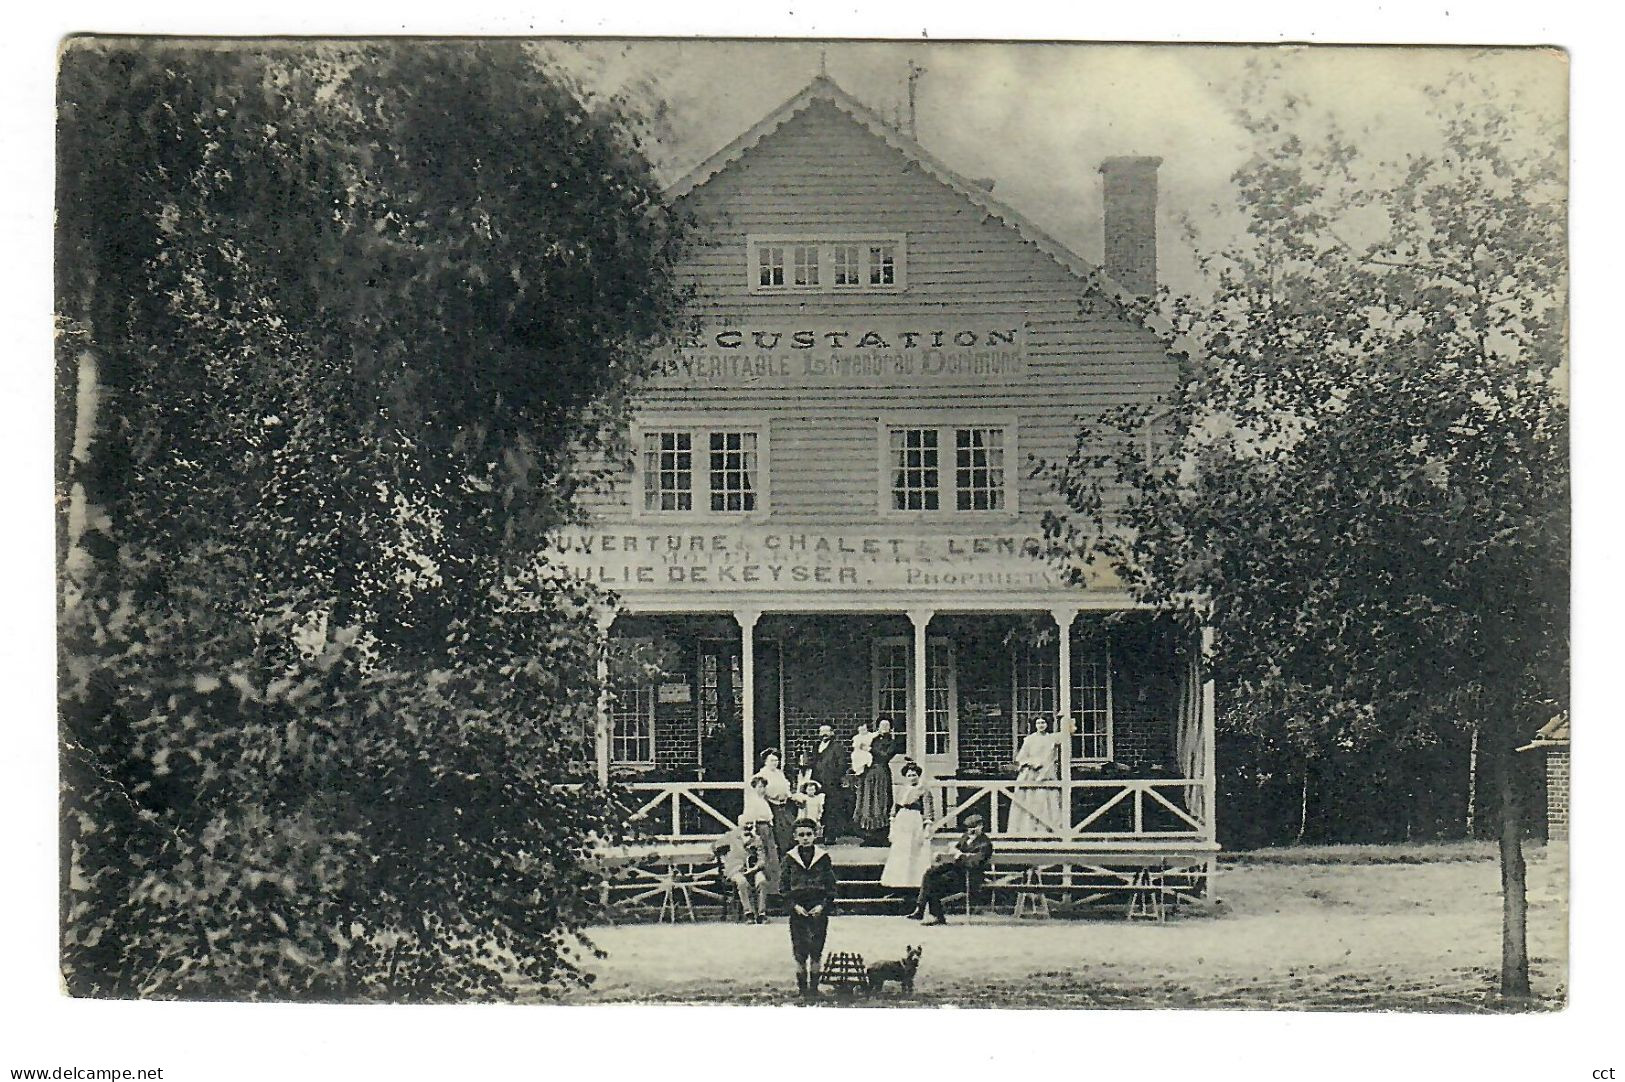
1518;712;1570;752
664;74;1153;317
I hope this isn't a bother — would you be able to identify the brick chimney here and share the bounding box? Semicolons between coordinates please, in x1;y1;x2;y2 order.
1098;156;1162;295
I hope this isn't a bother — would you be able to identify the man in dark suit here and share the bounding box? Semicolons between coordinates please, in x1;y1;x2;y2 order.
809;724;848;839
781;818;837;997
911;813;995;925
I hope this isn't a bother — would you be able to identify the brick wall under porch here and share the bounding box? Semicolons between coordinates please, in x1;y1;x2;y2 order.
614;611;1190;782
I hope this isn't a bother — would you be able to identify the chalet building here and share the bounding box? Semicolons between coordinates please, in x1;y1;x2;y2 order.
557;75;1217;900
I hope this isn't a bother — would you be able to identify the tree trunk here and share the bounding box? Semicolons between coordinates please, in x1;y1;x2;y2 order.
1466;721;1479;838
1295;767;1309;844
1486;722;1531;998
62;347;103;609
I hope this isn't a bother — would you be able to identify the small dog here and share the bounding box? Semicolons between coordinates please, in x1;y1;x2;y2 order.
866;945;923;995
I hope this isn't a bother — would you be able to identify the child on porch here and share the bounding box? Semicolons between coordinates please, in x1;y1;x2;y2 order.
793;779;826;839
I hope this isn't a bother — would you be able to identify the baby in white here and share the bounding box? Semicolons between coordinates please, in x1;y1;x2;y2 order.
850;721;875;775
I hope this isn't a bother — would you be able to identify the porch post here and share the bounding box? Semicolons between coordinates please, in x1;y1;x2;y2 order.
907;608;934;764
1052;606;1079;838
1200;625;1218;843
737;609;761;780
594;608;618;786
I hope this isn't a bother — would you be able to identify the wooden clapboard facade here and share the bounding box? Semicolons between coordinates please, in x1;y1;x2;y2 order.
558;76;1217;901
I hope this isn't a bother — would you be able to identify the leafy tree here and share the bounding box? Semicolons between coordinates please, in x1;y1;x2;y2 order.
1044;74;1566;1000
57;40;689;999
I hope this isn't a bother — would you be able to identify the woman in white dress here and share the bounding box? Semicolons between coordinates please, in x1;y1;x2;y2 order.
880;760;936;888
1007;715;1063;835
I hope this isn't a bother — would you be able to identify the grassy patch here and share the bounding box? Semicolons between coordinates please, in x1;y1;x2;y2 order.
1222;840;1504;866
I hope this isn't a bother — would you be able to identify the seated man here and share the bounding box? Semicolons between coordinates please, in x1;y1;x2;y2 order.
713;825;768;923
910;813;995;925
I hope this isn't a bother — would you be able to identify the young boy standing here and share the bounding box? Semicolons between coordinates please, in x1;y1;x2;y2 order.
780;818;836;997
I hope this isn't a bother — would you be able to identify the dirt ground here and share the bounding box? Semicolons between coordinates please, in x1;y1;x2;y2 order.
562;843;1568;1010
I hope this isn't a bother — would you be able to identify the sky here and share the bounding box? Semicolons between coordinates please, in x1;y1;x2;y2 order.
549;41;1566;297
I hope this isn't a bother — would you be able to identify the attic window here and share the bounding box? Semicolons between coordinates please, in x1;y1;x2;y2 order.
748;234;906;294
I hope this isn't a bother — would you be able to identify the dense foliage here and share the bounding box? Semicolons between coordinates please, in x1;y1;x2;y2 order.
57;41;689;1000
1044;77;1566;995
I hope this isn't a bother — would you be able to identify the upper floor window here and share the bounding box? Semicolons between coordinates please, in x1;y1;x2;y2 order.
748;234;905;294
644;431;694;511
707;431;759;512
642;426;764;515
884;422;1013;514
954;427;1006;511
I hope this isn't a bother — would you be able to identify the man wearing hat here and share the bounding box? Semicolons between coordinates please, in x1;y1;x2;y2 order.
910;813;995;925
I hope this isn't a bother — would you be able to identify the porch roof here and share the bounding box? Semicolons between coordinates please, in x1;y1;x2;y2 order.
1517;712;1570;752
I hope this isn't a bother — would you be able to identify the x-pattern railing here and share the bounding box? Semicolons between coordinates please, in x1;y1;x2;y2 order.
934;778;1208;841
614;777;1206;842
626;781;745;840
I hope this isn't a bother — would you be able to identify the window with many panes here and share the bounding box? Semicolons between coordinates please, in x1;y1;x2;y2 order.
872;638;955;755
1011;648;1058;745
757;245;786;288
887;423;1012;513
1070;653;1112;761
611;678;655;765
924;640;955;757
697;651;720;735
791;244;819;287
954;427;1006;510
748;235;905;294
642;427;763;514
866;243;897;287
708;432;758;512
1011;642;1113;761
889;428;940;510
873;640;910;741
643;432;693;511
832;244;861;286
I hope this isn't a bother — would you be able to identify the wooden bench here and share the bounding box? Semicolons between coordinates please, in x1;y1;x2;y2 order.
982;869;1182;921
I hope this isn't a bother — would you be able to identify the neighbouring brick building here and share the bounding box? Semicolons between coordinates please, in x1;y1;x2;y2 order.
1520;713;1571;842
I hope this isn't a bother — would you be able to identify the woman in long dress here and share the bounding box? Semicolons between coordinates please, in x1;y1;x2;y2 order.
1007;714;1063;836
740;775;781;894
880;760;936;888
854;717;898;841
756;749;796;855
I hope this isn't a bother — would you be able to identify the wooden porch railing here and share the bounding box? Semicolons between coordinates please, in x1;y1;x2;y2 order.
615;777;1207;843
625;781;746;841
932;778;1208;842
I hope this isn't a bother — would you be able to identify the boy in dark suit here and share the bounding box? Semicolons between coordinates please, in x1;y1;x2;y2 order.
781;818;836;997
911;813;994;925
